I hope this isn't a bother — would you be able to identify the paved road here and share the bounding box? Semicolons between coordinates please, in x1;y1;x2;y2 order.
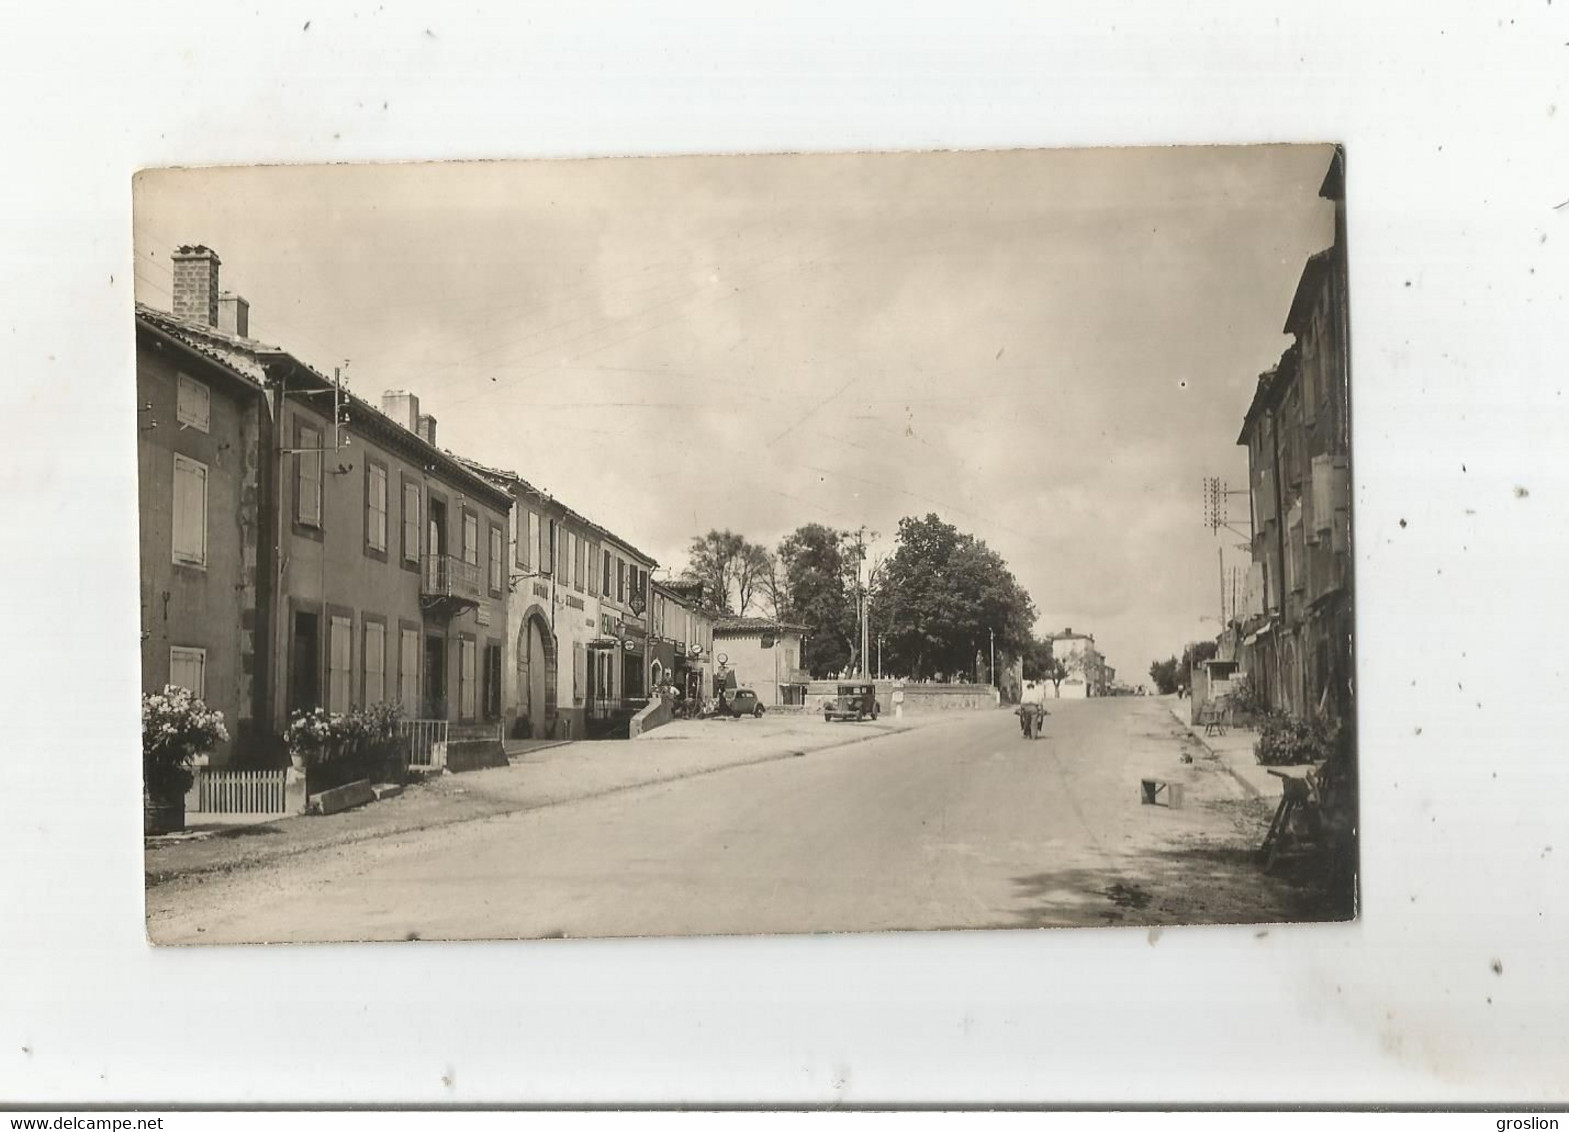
147;697;1316;944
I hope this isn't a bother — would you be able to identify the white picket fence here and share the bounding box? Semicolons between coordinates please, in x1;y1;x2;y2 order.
195;768;288;815
400;719;449;770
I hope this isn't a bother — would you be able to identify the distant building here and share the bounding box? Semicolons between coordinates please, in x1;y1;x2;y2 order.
1235;148;1353;723
1048;628;1109;698
712;618;809;706
650;580;718;711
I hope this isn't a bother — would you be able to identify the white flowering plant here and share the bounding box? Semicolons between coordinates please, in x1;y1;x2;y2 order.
286;702;406;789
142;685;229;798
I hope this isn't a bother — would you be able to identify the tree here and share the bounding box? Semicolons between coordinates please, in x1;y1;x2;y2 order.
1019;636;1055;680
776;523;858;677
877;514;1036;680
1044;656;1069;695
1178;640;1219;697
681;529;774;615
1149;657;1180;695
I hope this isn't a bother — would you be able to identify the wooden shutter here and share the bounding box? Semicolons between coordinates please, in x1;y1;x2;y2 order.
460;639;477;718
368;465;388;551
169;647;206;699
171;455;208;566
329;615;352;713
400;628;420;715
403;483;420;562
298;424;322;526
364;622;386;704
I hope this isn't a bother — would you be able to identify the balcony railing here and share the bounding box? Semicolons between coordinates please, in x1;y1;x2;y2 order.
422;554;482;605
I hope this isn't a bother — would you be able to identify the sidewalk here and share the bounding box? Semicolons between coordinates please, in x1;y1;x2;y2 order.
145;709;966;887
1162;698;1278;800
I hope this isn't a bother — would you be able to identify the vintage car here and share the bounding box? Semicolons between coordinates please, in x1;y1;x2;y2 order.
824;682;880;722
714;688;765;719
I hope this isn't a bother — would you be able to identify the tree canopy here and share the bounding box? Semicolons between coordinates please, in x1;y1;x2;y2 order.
680;529;773;615
875;514;1036;680
775;523;859;678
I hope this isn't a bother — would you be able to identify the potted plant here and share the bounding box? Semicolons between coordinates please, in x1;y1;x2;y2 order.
284;707;336;774
142;685;229;835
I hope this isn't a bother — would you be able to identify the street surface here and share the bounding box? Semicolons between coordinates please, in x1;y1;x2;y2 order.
147;697;1321;944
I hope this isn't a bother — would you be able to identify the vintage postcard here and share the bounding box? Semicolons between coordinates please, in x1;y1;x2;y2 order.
135;145;1355;944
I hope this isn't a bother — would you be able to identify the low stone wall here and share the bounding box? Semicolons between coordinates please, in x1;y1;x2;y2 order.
800;680;999;715
898;684;1000;713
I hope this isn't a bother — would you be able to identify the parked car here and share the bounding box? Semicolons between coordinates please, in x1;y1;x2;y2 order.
824;682;879;722
715;688;765;719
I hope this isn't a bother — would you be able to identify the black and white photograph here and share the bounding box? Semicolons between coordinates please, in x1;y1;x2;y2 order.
135;144;1357;945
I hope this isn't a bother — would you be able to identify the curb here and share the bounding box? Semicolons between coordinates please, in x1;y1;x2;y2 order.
1165;704;1263;800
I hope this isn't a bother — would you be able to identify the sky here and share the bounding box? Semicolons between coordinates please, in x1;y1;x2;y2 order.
133;144;1336;683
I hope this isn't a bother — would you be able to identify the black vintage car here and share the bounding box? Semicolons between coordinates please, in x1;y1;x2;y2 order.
824;682;879;722
715;688;766;719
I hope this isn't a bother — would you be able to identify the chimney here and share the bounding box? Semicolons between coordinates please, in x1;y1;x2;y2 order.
171;245;221;327
381;390;421;433
417;413;437;447
217;292;250;338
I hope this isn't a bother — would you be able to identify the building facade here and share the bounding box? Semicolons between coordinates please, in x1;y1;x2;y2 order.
650;581;717;711
139;245;513;773
712;618;809;706
1235;149;1353;724
462;461;659;740
136;292;273;767
1048;628;1107;698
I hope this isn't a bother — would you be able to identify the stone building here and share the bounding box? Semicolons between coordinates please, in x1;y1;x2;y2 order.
1235;149;1354;723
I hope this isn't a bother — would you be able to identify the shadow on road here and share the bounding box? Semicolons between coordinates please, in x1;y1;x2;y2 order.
1007;836;1353;930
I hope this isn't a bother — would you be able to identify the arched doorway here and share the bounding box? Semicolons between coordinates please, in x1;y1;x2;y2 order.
516;606;556;739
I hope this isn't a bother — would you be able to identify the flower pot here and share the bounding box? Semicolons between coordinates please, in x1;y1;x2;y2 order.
143;788;185;836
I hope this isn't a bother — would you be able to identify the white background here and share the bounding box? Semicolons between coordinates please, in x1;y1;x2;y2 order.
1;0;1566;1107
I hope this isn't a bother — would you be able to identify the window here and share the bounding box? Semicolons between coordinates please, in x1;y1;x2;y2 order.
171;454;208;567
459;638;477;719
603;549;612;597
462;512;479;567
489;524;503;593
399;628;419;716
366;463;388;553
556;526;569;581
514;509;526;569
364;621;386;704
573;533;586;592
525;511;539;571
297;422;322;528
168;646;206;699
176;374;210;433
328;615;353;713
402;482;420;563
617;557;626;602
540;516;553;576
